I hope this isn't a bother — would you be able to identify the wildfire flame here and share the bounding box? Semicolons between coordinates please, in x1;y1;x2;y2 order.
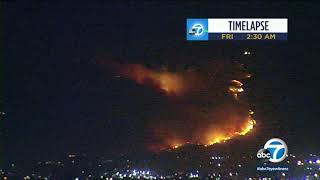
168;78;256;148
206;114;256;146
106;60;256;150
202;78;256;147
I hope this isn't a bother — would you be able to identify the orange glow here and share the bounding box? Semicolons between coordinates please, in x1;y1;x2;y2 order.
174;109;256;148
172;144;182;149
168;114;256;148
119;64;185;95
106;61;257;150
231;79;243;86
205;113;256;146
229;79;245;100
208;135;232;145
168;139;184;149
157;72;184;95
235;117;256;136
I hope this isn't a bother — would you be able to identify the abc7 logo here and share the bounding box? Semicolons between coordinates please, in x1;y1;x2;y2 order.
191;24;204;36
257;138;288;163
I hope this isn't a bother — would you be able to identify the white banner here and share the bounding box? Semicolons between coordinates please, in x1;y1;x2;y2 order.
208;18;288;33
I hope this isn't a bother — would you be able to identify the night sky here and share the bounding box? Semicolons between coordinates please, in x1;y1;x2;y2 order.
2;2;320;166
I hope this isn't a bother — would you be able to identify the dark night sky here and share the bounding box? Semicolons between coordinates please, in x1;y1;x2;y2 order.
2;2;320;165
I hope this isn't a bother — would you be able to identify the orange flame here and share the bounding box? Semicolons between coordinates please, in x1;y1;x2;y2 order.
106;61;256;149
166;113;256;149
208;115;255;145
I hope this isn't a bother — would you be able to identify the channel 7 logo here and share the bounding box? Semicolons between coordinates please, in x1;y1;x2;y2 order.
186;19;208;41
257;138;288;163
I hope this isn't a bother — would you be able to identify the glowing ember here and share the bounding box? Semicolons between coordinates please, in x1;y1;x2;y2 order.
172;144;182;149
229;79;245;99
231;79;243;86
